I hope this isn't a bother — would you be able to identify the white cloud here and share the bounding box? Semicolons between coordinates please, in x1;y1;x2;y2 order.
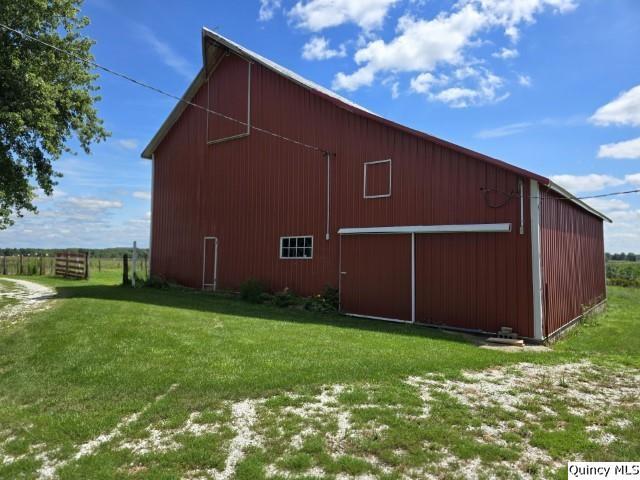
390;81;400;99
590;85;640;127
476;121;533;138
517;74;532;86
608;208;640;222
409;72;449;94
117;139;139;150
0;195;147;248
302;36;346;60
66;197;124;210
597;137;640;160
332;0;577;100
492;47;518;59
132;191;152;200
409;67;507;108
475;115;584;138
259;0;281;21
456;0;577;43
584;197;630;213
289;0;400;32
136;25;194;81
333;65;377;91
550;174;625;193
626;173;640;186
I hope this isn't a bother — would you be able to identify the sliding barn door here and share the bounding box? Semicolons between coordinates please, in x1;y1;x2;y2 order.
340;234;412;321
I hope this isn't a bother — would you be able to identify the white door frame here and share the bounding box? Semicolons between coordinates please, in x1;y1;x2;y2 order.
202;236;219;290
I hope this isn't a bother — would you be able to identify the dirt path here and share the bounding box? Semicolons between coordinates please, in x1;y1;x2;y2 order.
0;278;56;325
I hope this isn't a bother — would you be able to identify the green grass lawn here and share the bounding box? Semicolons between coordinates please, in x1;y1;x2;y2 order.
0;272;638;479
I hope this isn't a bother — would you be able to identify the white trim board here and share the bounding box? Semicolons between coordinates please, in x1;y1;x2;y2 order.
338;223;512;235
530;180;544;340
363;159;392;199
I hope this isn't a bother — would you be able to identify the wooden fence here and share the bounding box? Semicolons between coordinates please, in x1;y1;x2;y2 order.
55;251;89;279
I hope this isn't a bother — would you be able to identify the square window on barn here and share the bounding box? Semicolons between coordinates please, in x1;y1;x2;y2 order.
363;159;392;198
280;236;313;259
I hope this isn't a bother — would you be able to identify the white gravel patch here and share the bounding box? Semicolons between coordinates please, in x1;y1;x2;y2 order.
194;399;264;480
0;278;55;325
119;411;220;455
33;383;179;480
4;362;639;480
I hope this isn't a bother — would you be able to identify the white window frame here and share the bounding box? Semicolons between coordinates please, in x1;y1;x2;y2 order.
279;235;313;260
363;159;392;199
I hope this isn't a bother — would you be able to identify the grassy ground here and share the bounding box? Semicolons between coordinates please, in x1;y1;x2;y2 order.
0;271;638;479
0;279;20;309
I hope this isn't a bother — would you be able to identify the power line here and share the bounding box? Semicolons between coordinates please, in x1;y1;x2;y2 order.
559;189;640;201
482;187;640;202
0;22;327;154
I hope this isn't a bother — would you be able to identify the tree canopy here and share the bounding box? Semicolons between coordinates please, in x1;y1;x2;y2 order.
0;0;108;229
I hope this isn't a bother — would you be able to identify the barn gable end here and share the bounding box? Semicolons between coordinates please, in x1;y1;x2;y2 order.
144;28;610;341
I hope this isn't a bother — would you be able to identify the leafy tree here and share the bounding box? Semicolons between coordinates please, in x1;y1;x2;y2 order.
0;0;108;229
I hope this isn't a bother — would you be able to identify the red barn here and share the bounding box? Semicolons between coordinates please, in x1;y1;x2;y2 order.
142;29;610;341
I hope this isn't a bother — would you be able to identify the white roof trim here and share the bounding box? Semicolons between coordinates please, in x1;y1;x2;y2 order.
547;181;612;223
338;223;512;235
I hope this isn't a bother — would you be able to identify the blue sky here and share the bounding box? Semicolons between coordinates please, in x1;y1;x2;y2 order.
1;0;639;251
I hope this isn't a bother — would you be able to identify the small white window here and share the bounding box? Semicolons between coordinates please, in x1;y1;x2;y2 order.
364;159;392;198
280;236;313;259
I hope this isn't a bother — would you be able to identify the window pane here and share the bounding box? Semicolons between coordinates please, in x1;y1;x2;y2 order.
282;238;289;248
282;247;289;258
304;247;312;257
296;247;303;257
304;237;311;247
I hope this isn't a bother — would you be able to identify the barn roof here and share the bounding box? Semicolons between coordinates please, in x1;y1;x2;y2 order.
141;28;611;223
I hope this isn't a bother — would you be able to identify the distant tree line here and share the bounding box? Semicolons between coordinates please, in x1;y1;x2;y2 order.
606;252;638;262
1;247;148;258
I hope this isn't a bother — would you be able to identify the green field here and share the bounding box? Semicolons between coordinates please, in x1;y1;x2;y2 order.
0;272;638;479
607;260;640;288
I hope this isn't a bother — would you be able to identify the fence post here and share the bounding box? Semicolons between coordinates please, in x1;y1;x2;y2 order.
98;258;102;272
65;252;69;278
19;255;23;275
84;251;89;280
2;255;6;275
132;241;137;287
123;254;129;286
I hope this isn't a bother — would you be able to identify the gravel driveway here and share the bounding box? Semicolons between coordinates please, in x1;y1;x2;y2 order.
0;278;56;326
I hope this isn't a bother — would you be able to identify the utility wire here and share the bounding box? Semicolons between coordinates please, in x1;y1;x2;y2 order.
553;188;640;201
0;22;327;154
482;187;640;203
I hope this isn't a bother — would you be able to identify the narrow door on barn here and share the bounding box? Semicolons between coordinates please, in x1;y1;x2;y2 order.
340;234;412;321
202;236;218;290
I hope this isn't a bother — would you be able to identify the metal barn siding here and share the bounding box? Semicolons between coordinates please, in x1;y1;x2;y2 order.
539;187;606;337
340;235;412;321
416;230;533;337
150;48;538;335
146;30;613;339
152;53;337;295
